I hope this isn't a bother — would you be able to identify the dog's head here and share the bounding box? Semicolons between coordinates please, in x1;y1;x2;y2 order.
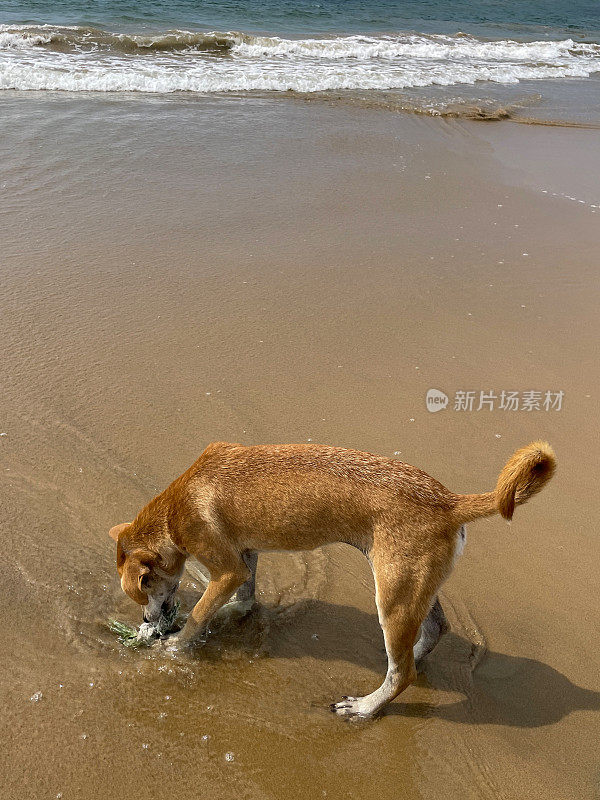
109;523;183;626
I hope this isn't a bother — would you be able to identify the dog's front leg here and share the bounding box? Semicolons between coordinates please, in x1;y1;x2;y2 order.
232;550;258;612
166;562;250;651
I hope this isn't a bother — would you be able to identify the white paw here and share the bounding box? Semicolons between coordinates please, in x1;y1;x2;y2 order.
231;597;254;615
153;635;185;657
330;696;376;719
164;639;181;656
213;598;254;624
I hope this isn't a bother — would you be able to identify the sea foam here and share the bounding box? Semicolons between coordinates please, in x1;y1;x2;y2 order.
0;25;598;93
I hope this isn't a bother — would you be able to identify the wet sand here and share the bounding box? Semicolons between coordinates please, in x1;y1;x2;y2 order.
0;96;599;800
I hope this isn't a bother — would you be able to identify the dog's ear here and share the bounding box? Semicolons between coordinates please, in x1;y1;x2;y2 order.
109;522;131;542
121;555;151;605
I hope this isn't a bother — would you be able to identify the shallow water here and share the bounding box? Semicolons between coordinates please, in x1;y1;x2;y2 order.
1;96;599;799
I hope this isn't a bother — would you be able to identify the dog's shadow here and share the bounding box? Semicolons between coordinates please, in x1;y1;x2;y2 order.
391;632;600;728
194;595;600;729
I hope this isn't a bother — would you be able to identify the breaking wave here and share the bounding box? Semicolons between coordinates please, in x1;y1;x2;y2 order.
0;26;236;53
0;24;599;93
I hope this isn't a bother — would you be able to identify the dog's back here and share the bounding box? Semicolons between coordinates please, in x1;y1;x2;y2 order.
180;442;456;552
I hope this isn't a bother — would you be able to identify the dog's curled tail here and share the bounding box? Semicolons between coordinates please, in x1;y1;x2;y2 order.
452;441;556;523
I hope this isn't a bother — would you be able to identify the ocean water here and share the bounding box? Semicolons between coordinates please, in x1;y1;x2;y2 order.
0;2;599;117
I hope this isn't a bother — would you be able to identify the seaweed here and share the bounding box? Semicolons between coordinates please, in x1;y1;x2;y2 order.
108;601;180;648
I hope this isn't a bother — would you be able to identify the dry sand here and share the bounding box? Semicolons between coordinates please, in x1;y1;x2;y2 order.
0;96;598;800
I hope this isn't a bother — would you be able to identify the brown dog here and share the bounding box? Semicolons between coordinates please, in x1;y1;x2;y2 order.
109;440;555;718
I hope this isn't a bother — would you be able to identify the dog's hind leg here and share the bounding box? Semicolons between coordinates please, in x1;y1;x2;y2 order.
332;555;429;719
413;596;449;669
